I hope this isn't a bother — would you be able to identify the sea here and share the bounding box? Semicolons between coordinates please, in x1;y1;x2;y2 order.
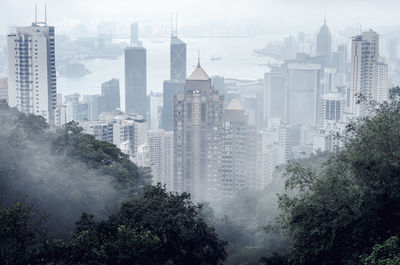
57;35;282;110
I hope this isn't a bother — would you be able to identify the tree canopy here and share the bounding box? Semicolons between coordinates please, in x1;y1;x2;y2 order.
263;87;400;264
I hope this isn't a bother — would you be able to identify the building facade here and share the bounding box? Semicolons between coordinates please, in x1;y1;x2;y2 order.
147;130;174;191
350;30;379;116
101;78;120;112
173;63;224;202
0;77;8;102
7;22;57;125
125;47;146;116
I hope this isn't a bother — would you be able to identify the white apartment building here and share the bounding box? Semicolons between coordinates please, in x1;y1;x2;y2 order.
7;22;57;125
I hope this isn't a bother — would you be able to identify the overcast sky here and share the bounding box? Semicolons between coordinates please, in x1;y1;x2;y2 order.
1;0;399;35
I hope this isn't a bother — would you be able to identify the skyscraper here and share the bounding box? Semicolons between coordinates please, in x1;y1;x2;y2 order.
374;57;389;103
316;20;332;68
0;77;8;103
287;63;321;126
149;92;163;130
130;22;138;45
7;20;57;125
170;36;186;81
161;19;186;130
125;47;146;116
161;80;184;131
147;130;174;191
101;78;120;112
221;99;250;198
350;30;379;116
173;63;224;202
264;71;287;125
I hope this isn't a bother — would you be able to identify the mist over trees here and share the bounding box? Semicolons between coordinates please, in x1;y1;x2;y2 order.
261;87;400;264
3;88;400;264
0;100;151;234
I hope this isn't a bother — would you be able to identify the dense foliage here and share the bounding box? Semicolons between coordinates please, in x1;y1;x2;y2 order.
0;101;151;232
0;102;227;264
263;87;400;264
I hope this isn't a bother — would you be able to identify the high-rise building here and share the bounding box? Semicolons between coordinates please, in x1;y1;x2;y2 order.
221;99;250;198
81;110;147;157
264;71;287;125
316;20;332;67
147;130;174;191
7;21;57;125
320;93;346;127
130;23;139;45
161;80;184;131
125;47;146;116
161;22;187;131
101;78;120;112
350;30;379;116
170;36;186;81
323;68;336;93
0;77;8;102
173;63;224;202
287;63;321;126
149;92;163;130
374;57;390;103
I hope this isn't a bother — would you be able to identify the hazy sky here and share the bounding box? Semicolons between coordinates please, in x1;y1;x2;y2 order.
1;0;399;35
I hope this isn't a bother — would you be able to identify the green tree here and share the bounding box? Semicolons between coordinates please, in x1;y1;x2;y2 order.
45;185;226;265
267;87;400;264
0;199;48;265
363;236;400;265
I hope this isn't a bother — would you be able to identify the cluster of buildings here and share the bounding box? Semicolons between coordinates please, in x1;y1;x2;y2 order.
2;14;394;202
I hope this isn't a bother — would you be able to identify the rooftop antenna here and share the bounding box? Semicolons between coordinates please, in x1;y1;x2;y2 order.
197;49;200;67
170;12;173;37
176;12;178;37
45;3;47;25
35;1;37;24
324;9;327;24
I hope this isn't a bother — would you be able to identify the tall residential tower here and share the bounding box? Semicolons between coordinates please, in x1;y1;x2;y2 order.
173;63;224;202
125;47;146;116
7;19;57;125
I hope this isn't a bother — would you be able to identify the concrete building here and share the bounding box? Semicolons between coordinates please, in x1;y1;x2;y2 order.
264;71;287;125
81;110;147;157
147;130;174;191
170;35;186;81
0;77;8;102
350;30;379;116
316;20;332;67
125;47;146;116
173;63;224;202
7;21;57;125
374;57;390;103
161;25;186;131
162;80;184;131
287;63;321;126
101;78;120;112
221;99;250;198
130;23;138;45
149;92;163;130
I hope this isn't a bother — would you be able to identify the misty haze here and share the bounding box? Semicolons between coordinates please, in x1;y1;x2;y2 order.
1;0;400;264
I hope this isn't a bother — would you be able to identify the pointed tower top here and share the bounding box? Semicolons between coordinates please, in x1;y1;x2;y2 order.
227;98;244;110
35;1;37;24
197;49;200;67
188;57;210;81
45;3;47;25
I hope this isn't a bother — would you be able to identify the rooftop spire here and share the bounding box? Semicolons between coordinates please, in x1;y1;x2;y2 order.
45;3;47;25
35;1;37;24
197;49;200;67
171;12;178;38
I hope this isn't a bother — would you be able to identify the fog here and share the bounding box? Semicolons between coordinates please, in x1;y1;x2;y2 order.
1;0;400;35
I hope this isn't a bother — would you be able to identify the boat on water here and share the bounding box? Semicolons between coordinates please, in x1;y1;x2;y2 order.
210;54;222;61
